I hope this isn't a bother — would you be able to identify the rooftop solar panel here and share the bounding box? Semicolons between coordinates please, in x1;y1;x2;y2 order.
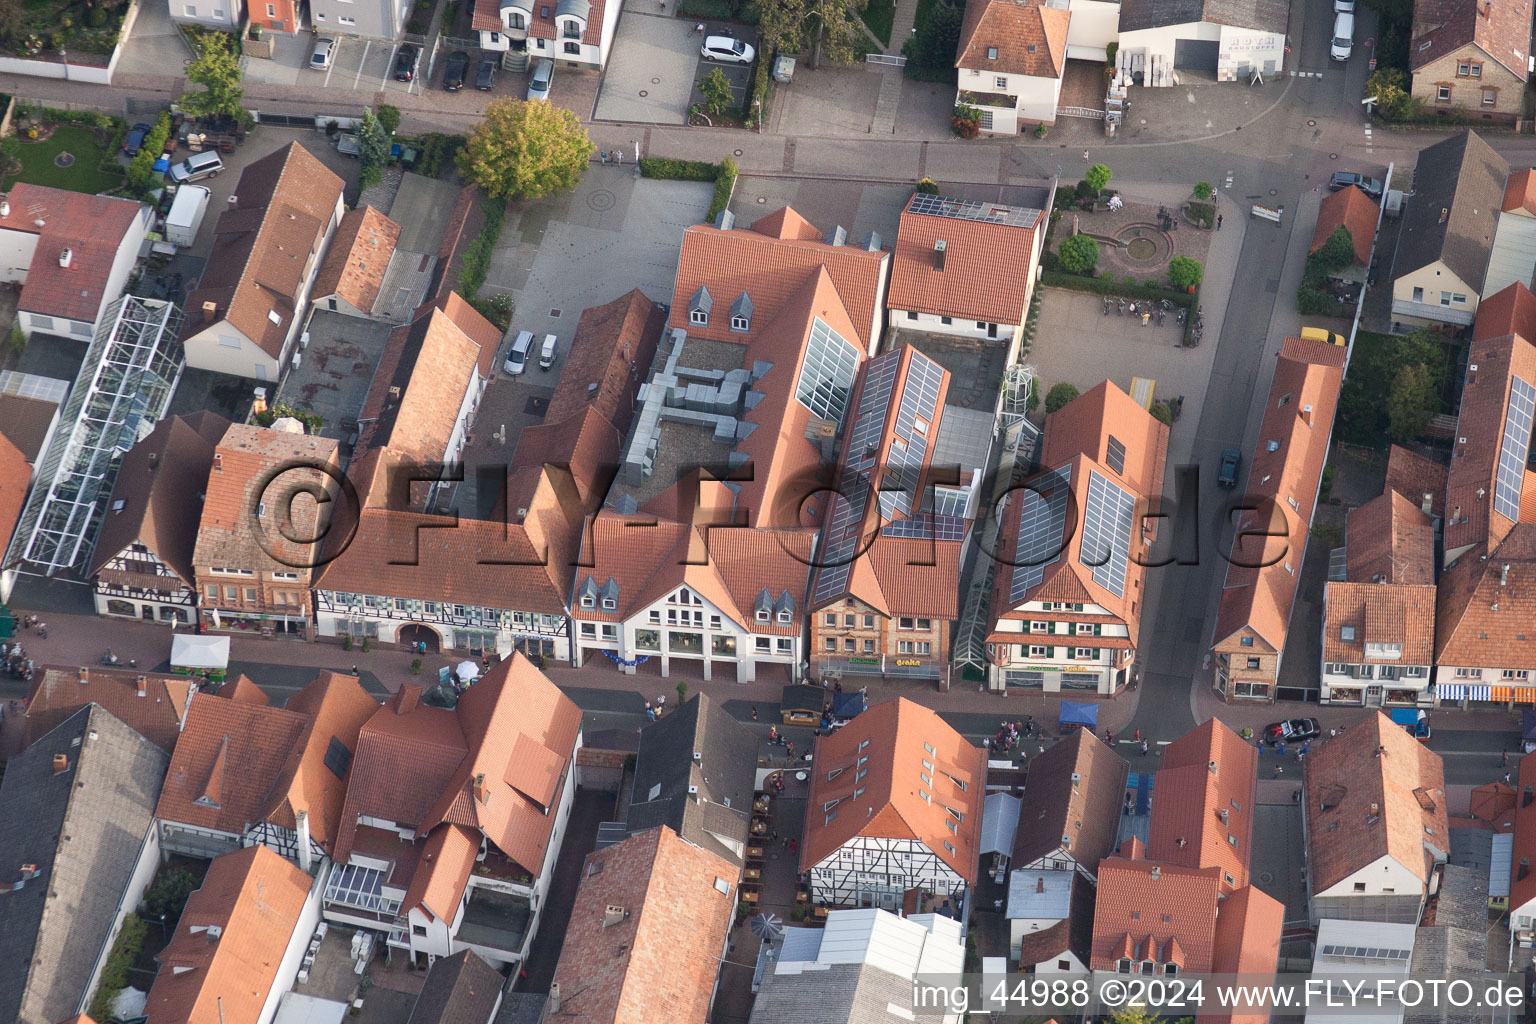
881;513;968;541
1082;470;1136;599
1495;375;1535;523
1105;436;1126;476
907;193;1042;228
1009;466;1072;603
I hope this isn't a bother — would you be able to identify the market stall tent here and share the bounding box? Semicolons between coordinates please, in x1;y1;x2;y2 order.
170;634;230;680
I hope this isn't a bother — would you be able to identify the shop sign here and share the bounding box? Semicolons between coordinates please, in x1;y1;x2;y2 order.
848;657;880;665
895;658;921;667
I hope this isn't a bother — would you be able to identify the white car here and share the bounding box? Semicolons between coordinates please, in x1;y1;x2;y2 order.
527;58;554;102
701;35;754;64
310;36;335;70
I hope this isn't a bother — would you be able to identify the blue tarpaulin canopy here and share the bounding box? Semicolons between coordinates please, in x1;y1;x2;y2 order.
832;692;865;719
1059;700;1097;731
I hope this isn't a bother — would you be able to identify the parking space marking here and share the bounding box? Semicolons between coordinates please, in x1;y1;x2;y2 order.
355;40;371;88
382;43;398;89
324;52;336;87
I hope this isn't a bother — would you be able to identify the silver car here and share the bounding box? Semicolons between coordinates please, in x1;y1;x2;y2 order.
527;59;554;101
701;34;754;64
310;36;335;70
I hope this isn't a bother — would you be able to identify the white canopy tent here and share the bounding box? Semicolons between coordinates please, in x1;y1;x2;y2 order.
171;634;230;672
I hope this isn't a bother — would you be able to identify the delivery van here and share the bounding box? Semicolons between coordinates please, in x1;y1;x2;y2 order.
1300;326;1347;346
539;334;557;370
503;330;535;375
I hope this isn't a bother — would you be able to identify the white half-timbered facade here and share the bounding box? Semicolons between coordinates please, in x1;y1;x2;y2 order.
808;834;968;909
95;542;199;623
314;590;569;662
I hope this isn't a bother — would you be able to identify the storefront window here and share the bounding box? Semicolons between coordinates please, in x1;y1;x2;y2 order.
711;635;737;657
107;600;135;616
669;632;703;654
635;629;660;651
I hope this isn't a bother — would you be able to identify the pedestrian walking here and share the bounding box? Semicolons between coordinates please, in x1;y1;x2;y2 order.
771;829;778;841
1141;739;1149;756
790;839;797;855
1502;750;1510;769
1134;728;1141;741
1329;728;1336;739
1216;214;1223;230
1273;764;1283;777
787;741;795;758
1083;150;1090;161
352;665;358;675
751;706;758;721
769;725;778;742
1507;772;1514;785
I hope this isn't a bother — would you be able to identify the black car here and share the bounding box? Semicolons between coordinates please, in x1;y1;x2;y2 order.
1328;171;1385;200
393;43;419;82
122;122;153;156
475;57;497;91
1263;718;1321;745
443;50;470;91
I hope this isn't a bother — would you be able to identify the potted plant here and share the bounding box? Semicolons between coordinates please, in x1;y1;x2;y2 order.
951;103;981;139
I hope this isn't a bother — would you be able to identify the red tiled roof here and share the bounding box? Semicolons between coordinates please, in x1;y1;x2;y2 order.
1090;851;1222;972
1303;712;1447;893
1410;0;1531;79
888;193;1042;326
0;432;28;569
802;697;986;882
1475;282;1536;342
670;206;889;351
144;846;311;1024
551;826;737;1024
0;183;144;324
1310;185;1377;266
1204;885;1285;1024
1212;338;1346;657
1443;330;1536;561
192;424;340;576
185;143;344;359
1147;719;1257;890
1011;729;1129;876
356;304;488;464
471;0;609;43
1506;169;1536;215
1507;754;1536;910
311;205;400;315
956;0;1070;78
1345;490;1436;585
402;823;480;922
219;675;269;705
1323;580;1437;664
1384;445;1448;519
0;391;57;463
25;666;193;753
1435;523;1536;666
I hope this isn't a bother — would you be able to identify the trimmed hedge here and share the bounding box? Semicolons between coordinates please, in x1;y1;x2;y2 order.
639;157;719;181
706;156;738;223
1041;270;1193;307
458;197;507;299
88;914;148;1021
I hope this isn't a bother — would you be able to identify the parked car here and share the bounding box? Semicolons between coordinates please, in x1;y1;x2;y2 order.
168;150;224;185
394;44;419;82
1217;448;1241;489
310;36;336;70
1330;11;1354;61
476;57;497;91
1328;170;1383;199
1263;718;1321;745
443;50;470;90
122;122;153;156
527;58;553;101
701;34;754;64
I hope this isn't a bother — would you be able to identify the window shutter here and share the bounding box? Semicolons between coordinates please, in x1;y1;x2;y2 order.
1093;623;1102;637
1047;646;1056;659
1093;648;1101;660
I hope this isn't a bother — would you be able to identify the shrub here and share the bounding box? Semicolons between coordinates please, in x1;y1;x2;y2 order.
951;103;981;139
1168;256;1203;290
89;915;148;1021
1186;201;1214;228
1074;179;1096;200
639;157;718;180
1192;181;1214;200
676;680;689;703
1045;382;1080;414
1034;123;1047;138
146;867;199;920
1057;234;1099;274
410;657;423;675
469;291;515;332
361;636;371;652
342;635;353;651
126;112;173;196
9;327;24;355
1150;401;1173;426
1039;270;1193;306
458;197;507;299
1104;41;1117;68
376;104;401;135
916;177;939;195
706;156;737;223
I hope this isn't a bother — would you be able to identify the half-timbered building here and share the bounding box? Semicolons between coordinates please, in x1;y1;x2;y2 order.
801;697;985;908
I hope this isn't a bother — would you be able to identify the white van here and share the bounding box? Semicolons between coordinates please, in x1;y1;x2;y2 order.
1331;12;1354;60
503;330;535;375
538;334;557;369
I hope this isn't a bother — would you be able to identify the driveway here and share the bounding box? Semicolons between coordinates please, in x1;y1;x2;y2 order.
689;33;755;121
242;29;314;86
593;0;699;123
116;0;195;77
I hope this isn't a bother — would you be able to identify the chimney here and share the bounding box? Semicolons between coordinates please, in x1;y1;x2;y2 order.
207;924;223;940
1478;488;1487;502
1439;208;1449;223
1422;492;1433;514
1150;866;1161;880
296;809;312;873
474;773;489;805
602;905;628;928
1176;837;1187;848
137;676;147;697
202;300;218;323
934;240;947;271
213;452;223;472
0;200;9;218
392;684;421;715
1370;802;1380;815
1502;564;1511;586
58;248;72;269
52;754;68;774
1218;808;1229;824
549;983;560;1014
78;667;88;685
1036;876;1046;893
1207;760;1217;775
149;451;159;469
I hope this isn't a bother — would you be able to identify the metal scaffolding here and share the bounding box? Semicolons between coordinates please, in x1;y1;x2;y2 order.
6;297;184;579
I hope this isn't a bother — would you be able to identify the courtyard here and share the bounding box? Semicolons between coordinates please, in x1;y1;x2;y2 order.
2;122;122;194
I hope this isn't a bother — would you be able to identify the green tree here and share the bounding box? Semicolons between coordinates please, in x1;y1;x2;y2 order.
916;177;939;195
179;31;245;120
357;108;391;192
126;113;172;196
376;104;402;136
0;0;25;44
1315;226;1357;271
1084;162;1111;193
1045;381;1080;414
1168;255;1203;290
908;1;962;70
458;98;595;201
1192;181;1214;200
1057;234;1099;274
145;867;200;921
1387;362;1437;442
760;0;872;68
1150;401;1173;426
676;680;689;704
1365;66;1417;120
699;67;733;117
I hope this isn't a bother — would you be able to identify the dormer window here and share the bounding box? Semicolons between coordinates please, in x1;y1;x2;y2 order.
730;290;753;332
580;594;595;609
689;284;713;326
756;608;770;622
777;610;791;624
601;597;616;610
731;314;749;330
987;46;997;59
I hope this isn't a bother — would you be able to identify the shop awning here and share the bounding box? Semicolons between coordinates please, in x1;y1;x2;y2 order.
1059;700;1097;729
170;634;229;671
1437;683;1489;701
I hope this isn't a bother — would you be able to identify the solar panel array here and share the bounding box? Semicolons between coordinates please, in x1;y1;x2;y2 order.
879;350;945;518
1009;466;1072;603
881;513;968;541
1082;471;1137;599
1105;436;1126;476
1319;946;1411;961
1495;375;1536;523
908;192;1042;228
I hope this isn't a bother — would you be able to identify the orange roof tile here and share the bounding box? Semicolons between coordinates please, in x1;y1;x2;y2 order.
1147;719;1257;890
1323;581;1437;664
1506;754;1536;909
888;193;1042;326
1212;338;1346;658
311;205;400;315
0;183;145;325
403;823;480;922
669;207;889;351
471;0;608;43
1506;169;1536;215
1090;854;1222;972
435;290;503;379
218;675;269;705
1443;331;1536;561
25;666;193;753
0;433;30;584
144;846;312;1024
551;827;737;1024
185;144;344;359
1384;445;1448;519
1205;885;1285;1024
1310;185;1378;266
1345;490;1436;584
802;698;986;882
1303;712;1447;894
1435;523;1536;666
1475;282;1536;342
357;302;489;463
192;424;340;576
956;0;1070;78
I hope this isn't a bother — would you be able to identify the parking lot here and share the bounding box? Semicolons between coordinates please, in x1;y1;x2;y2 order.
240;29;427;93
595;0;704;123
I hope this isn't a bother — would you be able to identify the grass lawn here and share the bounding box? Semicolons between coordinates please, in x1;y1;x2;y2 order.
3;124;123;194
862;0;895;46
